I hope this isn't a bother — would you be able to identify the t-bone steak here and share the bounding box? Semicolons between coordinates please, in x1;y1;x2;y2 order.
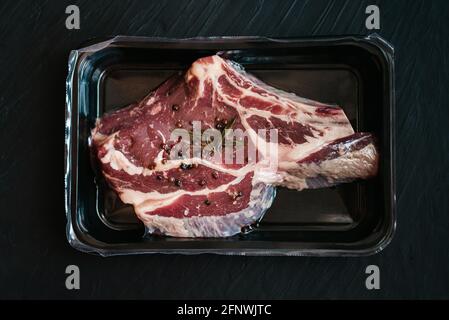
91;55;378;237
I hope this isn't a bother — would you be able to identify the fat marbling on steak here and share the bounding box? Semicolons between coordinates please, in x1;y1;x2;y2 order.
91;55;378;237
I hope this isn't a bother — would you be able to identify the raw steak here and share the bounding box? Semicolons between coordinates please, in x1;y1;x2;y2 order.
91;55;378;237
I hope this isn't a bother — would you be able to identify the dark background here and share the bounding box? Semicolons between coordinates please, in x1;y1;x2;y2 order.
0;0;448;299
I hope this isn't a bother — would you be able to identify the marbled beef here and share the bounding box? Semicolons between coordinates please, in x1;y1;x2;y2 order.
91;55;378;237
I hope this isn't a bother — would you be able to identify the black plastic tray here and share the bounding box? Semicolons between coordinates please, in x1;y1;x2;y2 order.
64;35;395;256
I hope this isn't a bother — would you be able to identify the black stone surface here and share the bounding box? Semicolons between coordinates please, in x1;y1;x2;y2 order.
0;0;448;299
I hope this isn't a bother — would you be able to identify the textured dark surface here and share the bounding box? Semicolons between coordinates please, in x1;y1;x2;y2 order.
0;0;448;299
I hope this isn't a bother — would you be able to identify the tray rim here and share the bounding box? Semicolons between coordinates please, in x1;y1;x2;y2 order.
64;34;396;257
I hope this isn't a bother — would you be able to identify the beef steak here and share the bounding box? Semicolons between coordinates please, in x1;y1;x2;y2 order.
91;55;378;237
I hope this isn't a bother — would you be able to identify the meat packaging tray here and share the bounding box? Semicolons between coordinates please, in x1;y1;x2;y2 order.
65;35;395;256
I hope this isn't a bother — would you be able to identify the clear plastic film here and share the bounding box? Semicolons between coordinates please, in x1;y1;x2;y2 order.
65;35;395;256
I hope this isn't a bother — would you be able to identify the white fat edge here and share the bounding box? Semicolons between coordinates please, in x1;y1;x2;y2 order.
148;102;162;115
276;175;308;190
138;214;190;237
245;176;275;216
252;165;283;185
186;56;223;100
91;125;109;144
139;205;263;237
151;200;271;237
188;56;221;113
309;143;378;180
274;143;378;190
145;95;156;106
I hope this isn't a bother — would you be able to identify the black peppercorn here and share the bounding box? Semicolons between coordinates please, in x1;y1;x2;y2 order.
180;163;192;170
233;191;243;200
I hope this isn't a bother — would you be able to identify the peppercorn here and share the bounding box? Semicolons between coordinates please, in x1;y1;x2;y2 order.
161;143;171;153
180;163;192;170
147;163;156;170
233;191;243;200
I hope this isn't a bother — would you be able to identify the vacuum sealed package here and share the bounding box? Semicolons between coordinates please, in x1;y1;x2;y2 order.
65;35;395;256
